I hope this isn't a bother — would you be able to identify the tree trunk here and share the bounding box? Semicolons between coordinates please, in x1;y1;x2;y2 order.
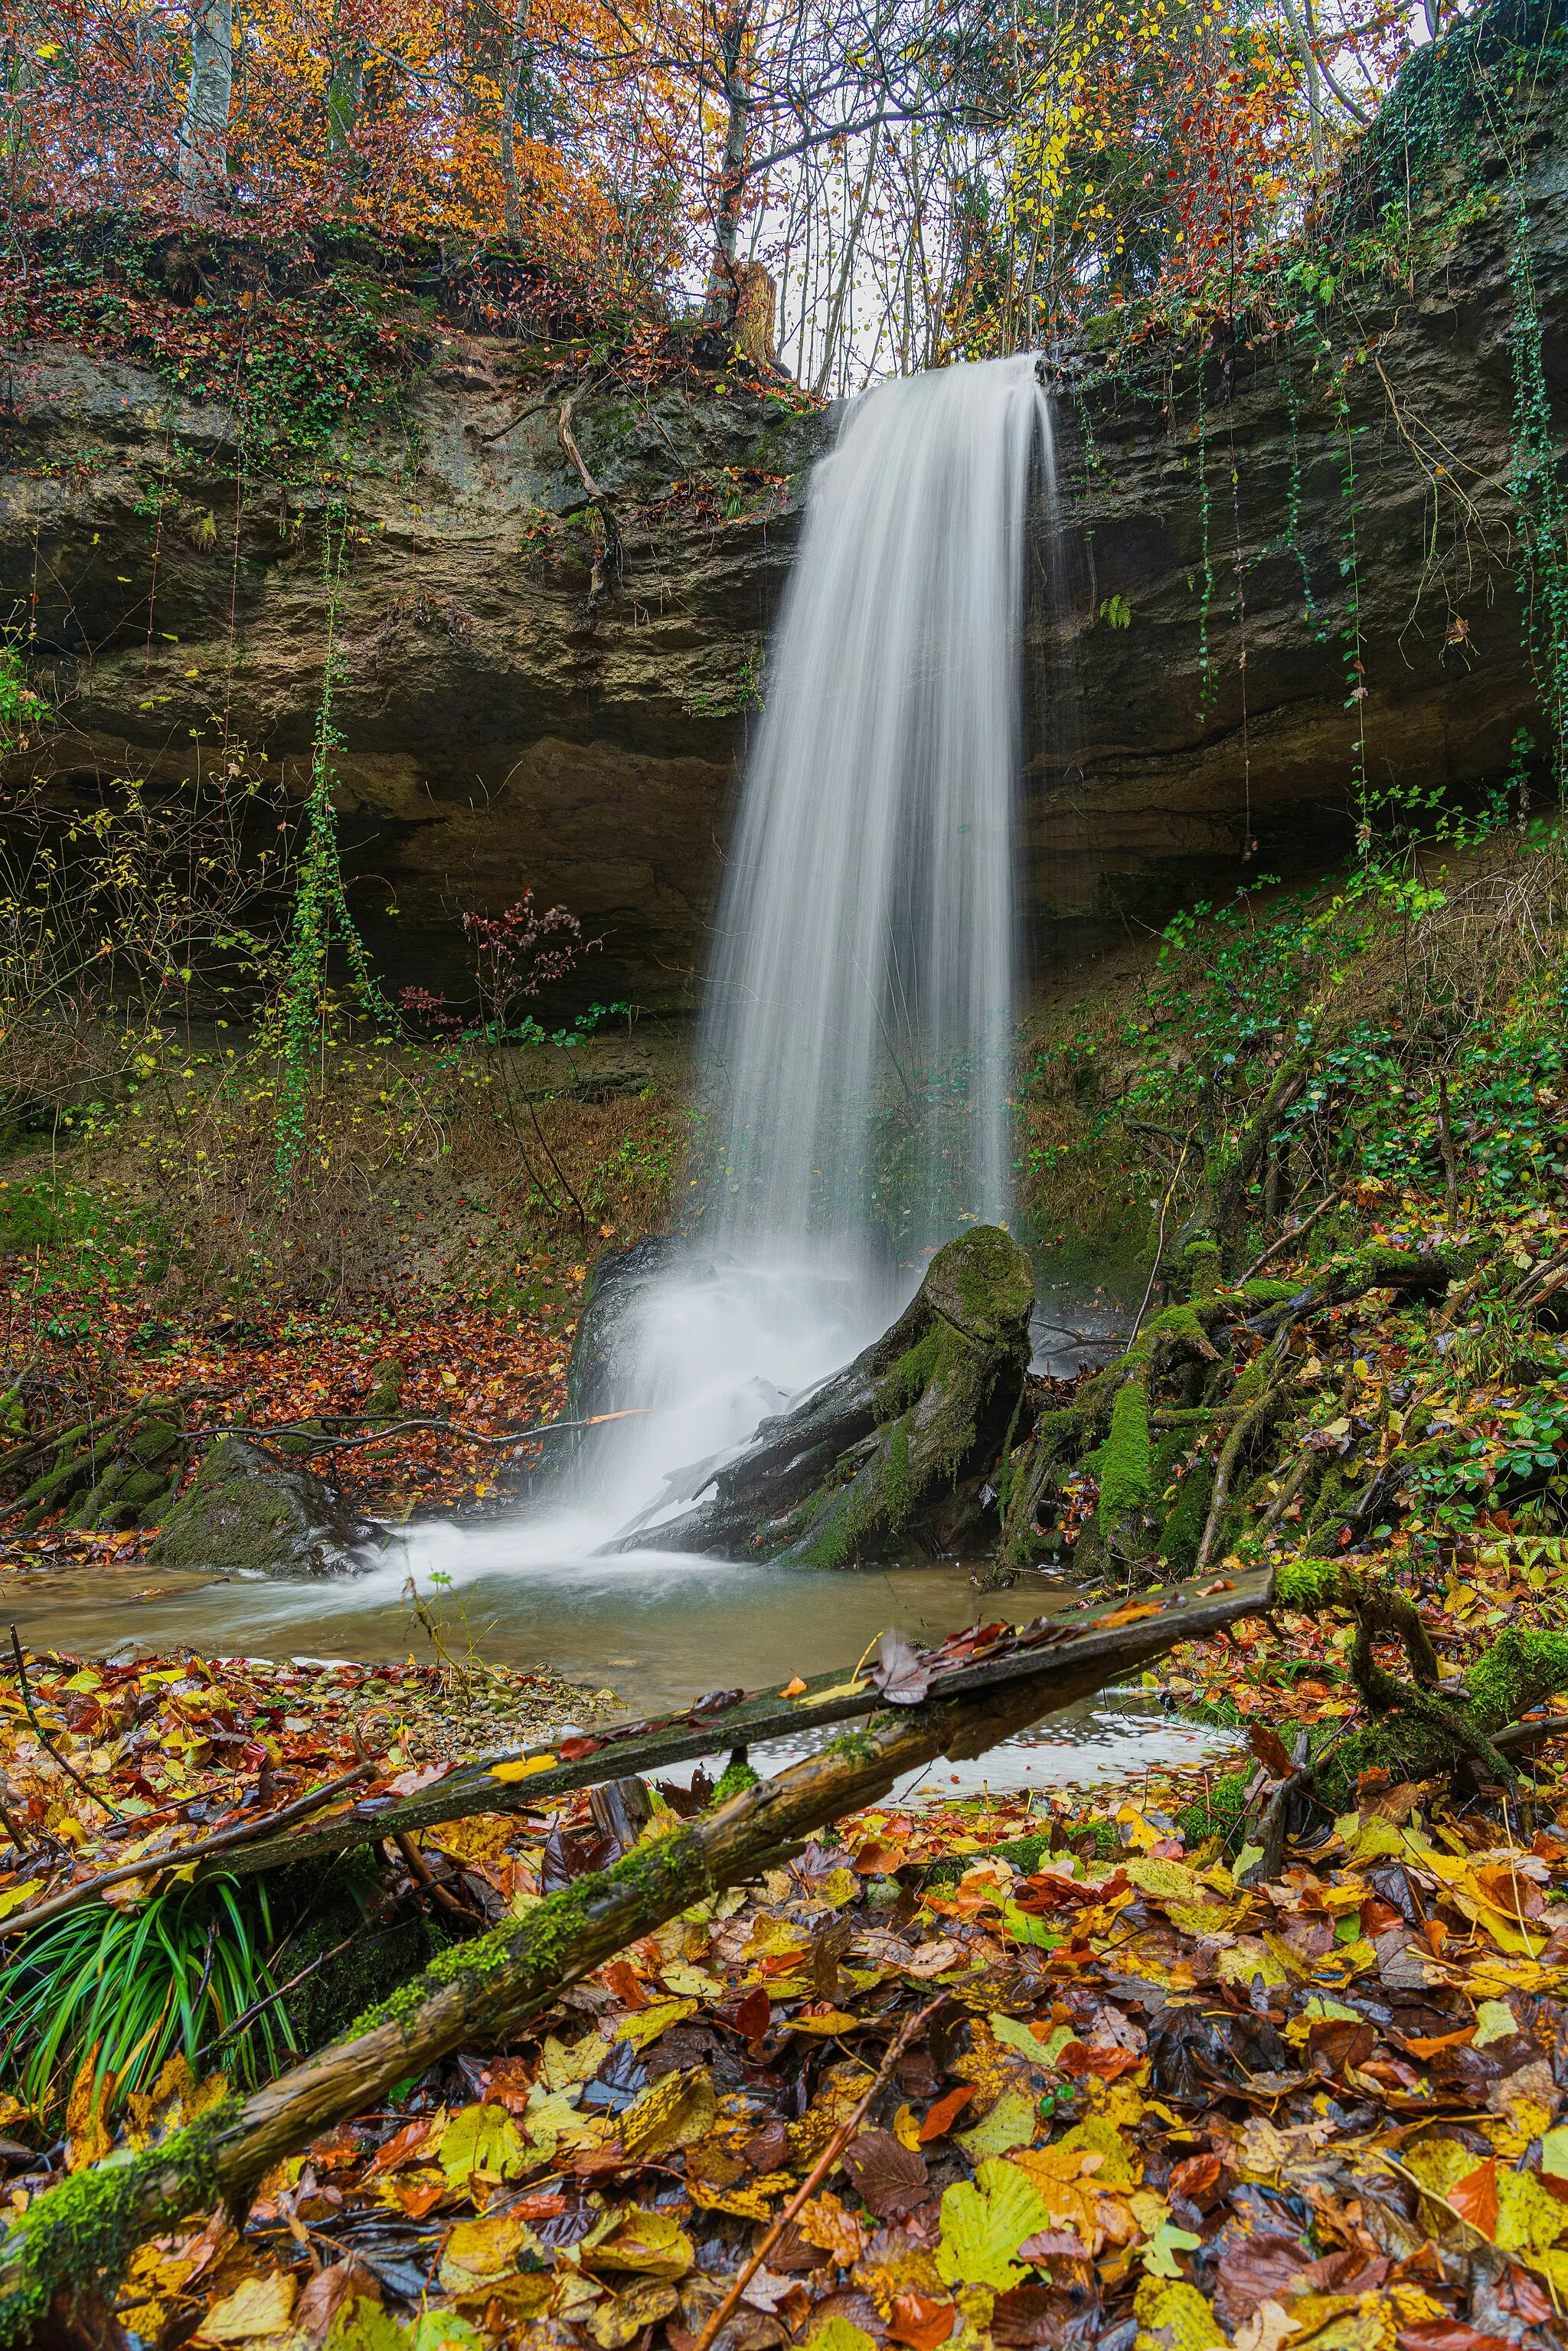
179;0;232;213
500;0;532;244
705;2;751;322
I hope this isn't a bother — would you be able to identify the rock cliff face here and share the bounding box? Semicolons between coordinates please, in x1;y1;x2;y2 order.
0;344;826;1007
2;84;1564;1005
1027;87;1568;943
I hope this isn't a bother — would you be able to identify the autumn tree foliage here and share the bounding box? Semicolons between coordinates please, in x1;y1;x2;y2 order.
0;0;1426;375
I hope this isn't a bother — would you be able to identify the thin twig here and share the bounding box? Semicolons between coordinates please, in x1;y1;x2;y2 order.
691;1997;944;2351
0;1758;378;1937
1236;1183;1352;1284
1125;1138;1191;1352
178;1408;652;1456
391;1830;485;1923
196;1924;364;2062
8;1625;121;1823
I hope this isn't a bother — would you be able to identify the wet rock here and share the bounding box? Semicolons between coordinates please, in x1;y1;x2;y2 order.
147;1437;390;1578
615;1224;1034;1566
568;1234;694;1427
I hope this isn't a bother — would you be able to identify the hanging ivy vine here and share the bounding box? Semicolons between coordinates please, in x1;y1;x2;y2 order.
273;494;396;1185
1507;198;1568;795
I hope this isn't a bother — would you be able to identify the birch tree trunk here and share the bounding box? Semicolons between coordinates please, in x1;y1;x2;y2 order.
179;0;233;212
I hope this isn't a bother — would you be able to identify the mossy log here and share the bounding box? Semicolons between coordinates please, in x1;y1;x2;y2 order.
11;1567;1272;1924
0;1565;1272;2341
1276;1560;1568;1801
612;1225;1034;1565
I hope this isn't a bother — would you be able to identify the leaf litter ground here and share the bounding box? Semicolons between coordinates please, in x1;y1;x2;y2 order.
9;1630;1568;2351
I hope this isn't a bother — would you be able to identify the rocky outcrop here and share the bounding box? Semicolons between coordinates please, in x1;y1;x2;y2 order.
609;1225;1035;1565
0;347;827;1010
148;1436;390;1576
1027;80;1568;937
2;74;1564;997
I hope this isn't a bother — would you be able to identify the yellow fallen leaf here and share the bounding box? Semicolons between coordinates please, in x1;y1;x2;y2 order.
800;2190;868;2263
489;1751;559;1782
956;2089;1039;2164
582;2207;694;2278
193;2272;298;2343
1006;2144;1105;2248
1495;2170;1568;2256
1132;2274;1226;2351
936;2158;1054;2291
621;2066;717;2159
438;2211;544;2294
1055;2117;1141;2189
439;2103;528;2188
590;2277;680;2347
988;2012;1056;2066
688;2175;793;2219
1123;1858;1202;1904
615;1998;699;2053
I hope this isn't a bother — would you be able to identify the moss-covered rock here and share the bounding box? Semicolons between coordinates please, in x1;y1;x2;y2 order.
614;1226;1034;1568
147;1437;390;1578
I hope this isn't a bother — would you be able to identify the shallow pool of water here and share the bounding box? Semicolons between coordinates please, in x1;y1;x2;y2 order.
1;1525;1240;1799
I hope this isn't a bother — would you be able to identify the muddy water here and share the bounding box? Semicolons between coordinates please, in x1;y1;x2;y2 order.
0;1541;1240;1804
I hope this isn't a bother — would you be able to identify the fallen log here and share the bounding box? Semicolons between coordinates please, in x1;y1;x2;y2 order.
3;1565;1275;1929
0;1561;1272;2340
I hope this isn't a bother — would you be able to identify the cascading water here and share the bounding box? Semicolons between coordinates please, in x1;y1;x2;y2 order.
400;353;1056;1571
568;353;1057;1542
698;352;1051;1266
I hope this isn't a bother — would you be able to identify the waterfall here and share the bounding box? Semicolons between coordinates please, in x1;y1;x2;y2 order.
564;353;1054;1542
408;355;1056;1563
698;353;1052;1268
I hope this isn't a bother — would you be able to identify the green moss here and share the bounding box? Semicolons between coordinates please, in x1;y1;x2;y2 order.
0;2099;241;2346
883;1423;915;1527
1157;1457;1214;1576
943;1224;1037;1341
710;1757;760;1803
1096;1375;1152;1530
1145;1304;1213;1352
1175;1769;1249;1846
351;1829;713;2039
1466;1626;1568;1734
827;1728;878;1764
1276;1558;1351;1613
1184;1239;1221;1303
877;1329;942;1420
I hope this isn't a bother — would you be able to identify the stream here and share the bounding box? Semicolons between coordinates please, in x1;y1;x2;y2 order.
1;1538;1240;1803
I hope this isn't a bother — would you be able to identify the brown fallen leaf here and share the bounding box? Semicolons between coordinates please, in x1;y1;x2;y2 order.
839;2129;929;2220
888;2291;958;2349
1448;2158;1498;2239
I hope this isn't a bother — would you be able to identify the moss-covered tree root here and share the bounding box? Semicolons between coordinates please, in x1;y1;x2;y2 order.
1276;1562;1568;1803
